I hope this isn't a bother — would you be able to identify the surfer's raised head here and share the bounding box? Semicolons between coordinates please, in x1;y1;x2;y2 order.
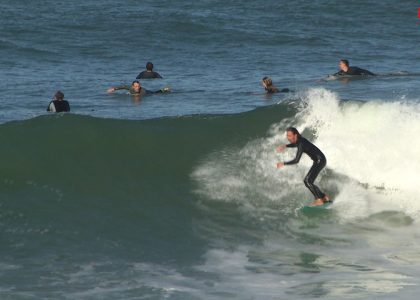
146;62;154;71
339;59;349;72
262;76;273;88
54;90;64;101
131;80;141;92
286;127;300;144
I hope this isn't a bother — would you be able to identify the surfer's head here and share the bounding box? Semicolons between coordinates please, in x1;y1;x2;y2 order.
262;77;273;88
286;127;300;144
146;62;154;71
131;80;141;92
54;90;64;101
339;59;349;72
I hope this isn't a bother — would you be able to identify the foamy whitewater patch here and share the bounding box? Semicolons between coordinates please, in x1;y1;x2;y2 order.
193;245;414;299
191;136;316;215
192;87;420;221
64;262;207;299
297;88;420;219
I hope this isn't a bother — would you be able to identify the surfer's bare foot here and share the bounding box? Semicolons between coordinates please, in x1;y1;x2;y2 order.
309;198;325;206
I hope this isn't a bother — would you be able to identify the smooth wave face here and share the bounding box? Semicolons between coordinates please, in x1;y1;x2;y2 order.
1;89;420;298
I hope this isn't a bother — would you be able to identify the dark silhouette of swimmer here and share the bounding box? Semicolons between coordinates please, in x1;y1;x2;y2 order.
107;80;170;96
47;90;70;112
136;62;163;79
262;77;289;93
276;127;330;207
334;59;375;76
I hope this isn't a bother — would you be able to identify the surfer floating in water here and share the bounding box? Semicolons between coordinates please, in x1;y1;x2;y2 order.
136;62;163;79
334;59;375;76
262;77;289;93
276;127;330;207
107;80;170;96
47;90;70;113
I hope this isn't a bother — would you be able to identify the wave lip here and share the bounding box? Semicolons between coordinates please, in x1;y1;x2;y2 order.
192;87;420;220
296;88;420;218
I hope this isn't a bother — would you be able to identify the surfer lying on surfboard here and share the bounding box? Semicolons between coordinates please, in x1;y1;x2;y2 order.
107;80;170;96
276;127;331;207
261;77;290;94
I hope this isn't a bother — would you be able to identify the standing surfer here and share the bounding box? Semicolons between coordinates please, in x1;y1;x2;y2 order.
276;127;330;206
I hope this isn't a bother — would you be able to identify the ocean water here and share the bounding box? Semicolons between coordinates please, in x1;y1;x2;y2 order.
1;0;420;299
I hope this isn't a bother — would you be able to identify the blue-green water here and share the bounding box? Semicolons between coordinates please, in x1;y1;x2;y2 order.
1;1;420;299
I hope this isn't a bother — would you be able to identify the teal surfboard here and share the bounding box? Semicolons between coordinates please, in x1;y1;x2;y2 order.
300;202;332;214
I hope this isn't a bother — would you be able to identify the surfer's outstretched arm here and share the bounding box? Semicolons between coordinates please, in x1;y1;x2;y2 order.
284;145;303;165
277;142;297;152
286;143;298;148
107;86;129;93
276;142;302;168
150;87;171;94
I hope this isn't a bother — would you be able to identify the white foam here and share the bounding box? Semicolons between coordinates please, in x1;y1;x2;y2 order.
191;136;312;215
194;245;413;299
298;88;420;219
192;87;420;220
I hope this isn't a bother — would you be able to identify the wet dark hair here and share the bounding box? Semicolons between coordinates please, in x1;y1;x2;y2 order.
286;127;300;135
132;80;140;86
146;62;154;71
262;76;273;87
54;90;64;100
340;59;349;67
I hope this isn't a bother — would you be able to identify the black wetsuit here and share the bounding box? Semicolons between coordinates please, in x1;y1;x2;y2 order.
284;136;326;200
47;100;70;112
334;66;375;76
265;87;290;94
113;86;166;96
136;71;162;79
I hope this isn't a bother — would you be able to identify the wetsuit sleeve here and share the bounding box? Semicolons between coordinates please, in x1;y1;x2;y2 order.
266;87;279;93
286;143;297;148
148;88;169;94
284;144;303;165
136;72;145;79
140;89;161;94
333;71;345;76
141;89;154;94
113;85;130;91
154;72;163;79
361;69;375;75
348;67;375;76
